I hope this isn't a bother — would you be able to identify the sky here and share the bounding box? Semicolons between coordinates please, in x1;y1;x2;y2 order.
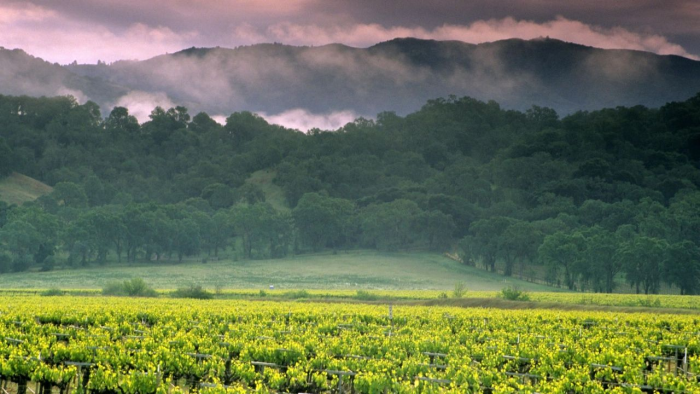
1;0;700;64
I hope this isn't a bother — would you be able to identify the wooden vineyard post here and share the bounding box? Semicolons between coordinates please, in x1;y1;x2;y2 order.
64;362;94;394
323;370;356;394
388;304;393;339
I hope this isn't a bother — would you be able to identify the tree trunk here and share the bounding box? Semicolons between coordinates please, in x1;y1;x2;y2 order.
488;256;496;272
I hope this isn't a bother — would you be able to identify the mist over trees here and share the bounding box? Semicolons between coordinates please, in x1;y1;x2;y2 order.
0;93;699;294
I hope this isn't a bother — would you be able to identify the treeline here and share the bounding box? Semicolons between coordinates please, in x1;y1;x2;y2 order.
0;94;699;293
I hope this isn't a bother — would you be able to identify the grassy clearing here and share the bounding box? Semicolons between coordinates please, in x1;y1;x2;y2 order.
244;169;288;211
0;172;52;205
0;250;559;291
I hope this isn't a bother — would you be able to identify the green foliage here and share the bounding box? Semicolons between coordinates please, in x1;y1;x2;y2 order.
282;290;310;299
40;256;56;272
171;284;213;299
452;282;467;298
359;199;422;251
12;254;32;272
293;192;355;251
40;288;64;296
0;137;12;176
101;281;125;296
0;92;699;294
355;290;380;301
102;278;157;297
0;252;11;273
500;286;530;301
633;297;662;308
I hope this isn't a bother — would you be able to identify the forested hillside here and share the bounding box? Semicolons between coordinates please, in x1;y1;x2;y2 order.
0;93;699;294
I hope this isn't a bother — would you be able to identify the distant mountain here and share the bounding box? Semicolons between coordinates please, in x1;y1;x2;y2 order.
0;47;126;105
3;38;700;119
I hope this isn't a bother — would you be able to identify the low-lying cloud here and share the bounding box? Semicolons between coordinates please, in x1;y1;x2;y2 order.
258;109;361;132
113;91;175;123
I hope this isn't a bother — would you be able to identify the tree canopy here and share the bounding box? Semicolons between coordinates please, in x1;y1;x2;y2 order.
1;93;699;293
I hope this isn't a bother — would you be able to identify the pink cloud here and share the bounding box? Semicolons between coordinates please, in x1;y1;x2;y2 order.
258;108;361;131
0;1;696;64
0;2;54;23
0;3;196;63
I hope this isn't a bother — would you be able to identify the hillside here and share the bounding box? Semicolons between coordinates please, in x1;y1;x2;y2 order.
0;172;52;206
0;92;698;294
0;250;556;291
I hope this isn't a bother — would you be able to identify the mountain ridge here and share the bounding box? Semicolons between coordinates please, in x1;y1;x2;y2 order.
2;38;700;121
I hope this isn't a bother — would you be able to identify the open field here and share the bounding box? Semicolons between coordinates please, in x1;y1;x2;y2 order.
0;250;559;291
0;172;52;205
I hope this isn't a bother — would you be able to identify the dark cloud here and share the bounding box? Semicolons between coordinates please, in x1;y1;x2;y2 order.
312;0;700;53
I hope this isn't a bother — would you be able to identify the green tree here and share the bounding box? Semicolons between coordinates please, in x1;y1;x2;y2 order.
52;182;88;208
617;236;668;294
84;176;110;207
6;207;59;266
1;220;41;261
500;221;543;278
468;217;516;272
189;112;221;134
665;241;700;295
172;217;200;262
359;199;422;251
209;210;234;257
105;106;140;137
231;203;293;259
201;183;236;209
579;227;621;293
0;137;13;176
293;193;355;251
416;210;456;251
538;231;583;290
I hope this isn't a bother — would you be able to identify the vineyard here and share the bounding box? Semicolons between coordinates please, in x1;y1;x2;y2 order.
1;296;700;393
3;290;700;311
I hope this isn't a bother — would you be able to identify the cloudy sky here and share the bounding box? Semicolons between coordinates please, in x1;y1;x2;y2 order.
1;0;699;64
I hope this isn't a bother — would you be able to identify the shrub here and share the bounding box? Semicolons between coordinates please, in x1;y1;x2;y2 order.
438;292;448;299
171;285;213;299
355;290;380;301
40;288;64;296
258;289;268;297
283;290;310;299
636;297;662;308
452;282;467;298
500;286;530;301
102;278;157;297
122;278;158;297
102;281;125;296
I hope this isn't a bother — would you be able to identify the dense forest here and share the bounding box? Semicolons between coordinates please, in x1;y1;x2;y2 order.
0;93;699;294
